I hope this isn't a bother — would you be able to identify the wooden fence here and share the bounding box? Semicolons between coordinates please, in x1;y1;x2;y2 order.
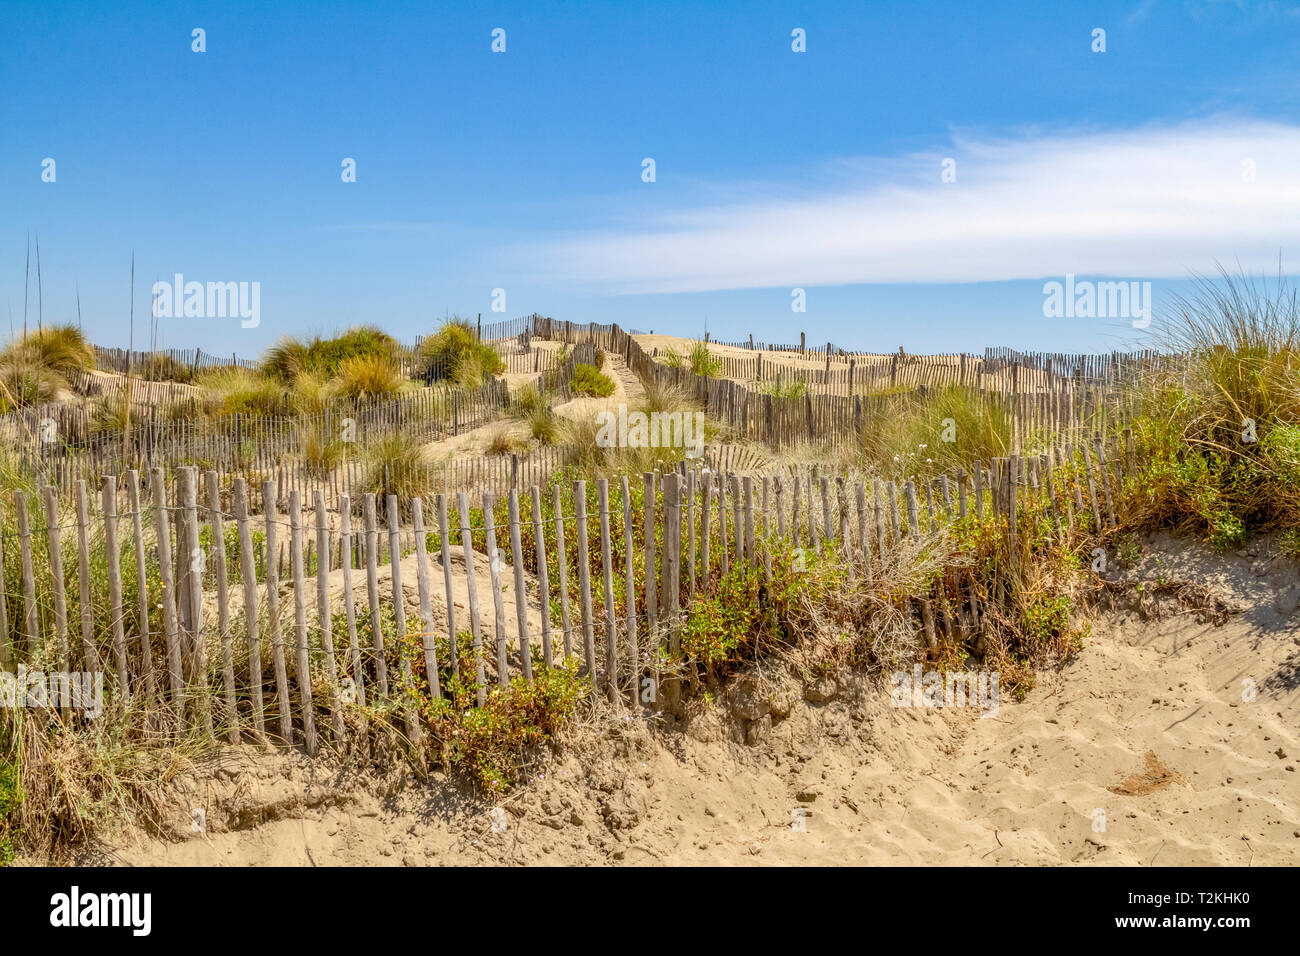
535;317;1135;453
657;347;1180;398
4;340;598;501
0;425;1130;752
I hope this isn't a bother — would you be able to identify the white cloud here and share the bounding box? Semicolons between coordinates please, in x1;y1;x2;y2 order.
517;119;1300;294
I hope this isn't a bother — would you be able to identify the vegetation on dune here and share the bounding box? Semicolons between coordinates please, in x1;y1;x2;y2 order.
755;378;808;399
856;385;1013;480
16;274;1300;856
689;340;722;378
193;366;288;417
363;432;432;504
487;430;522;456
571;362;615;398
261;325;399;383
135;353;195;383
15;326;96;377
662;340;721;377
415;319;504;388
0;325;96;410
332;353;406;402
1126;269;1300;549
509;383;559;445
678;491;1084;700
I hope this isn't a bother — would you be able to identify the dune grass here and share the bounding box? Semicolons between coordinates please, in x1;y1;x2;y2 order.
0;325;96;410
261;326;399;384
1127;268;1300;548
416;319;504;388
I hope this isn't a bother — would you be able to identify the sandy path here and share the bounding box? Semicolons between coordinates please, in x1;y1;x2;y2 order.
94;536;1300;866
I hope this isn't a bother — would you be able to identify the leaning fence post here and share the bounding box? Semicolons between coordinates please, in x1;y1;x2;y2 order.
386;494;421;742
314;489;346;736
233;478;265;738
206;470;238;743
151;470;186;724
528;487;553;670
597;480;617;702
507;489;534;682
263;480;294;744
573;481;597;679
411;497;442;700
289;491;319;755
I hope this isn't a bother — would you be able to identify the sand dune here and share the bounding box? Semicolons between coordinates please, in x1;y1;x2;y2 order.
93;535;1300;866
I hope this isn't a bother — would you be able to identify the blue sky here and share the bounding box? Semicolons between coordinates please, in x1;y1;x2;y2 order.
5;0;1300;355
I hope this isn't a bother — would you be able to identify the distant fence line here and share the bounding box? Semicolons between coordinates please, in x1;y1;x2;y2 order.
653;347;1181;398
6;341;600;503
534;317;1133;453
678;332;1181;387
0;426;1129;752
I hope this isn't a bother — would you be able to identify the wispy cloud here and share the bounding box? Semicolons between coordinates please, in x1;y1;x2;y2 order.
1124;0;1158;26
516;119;1300;294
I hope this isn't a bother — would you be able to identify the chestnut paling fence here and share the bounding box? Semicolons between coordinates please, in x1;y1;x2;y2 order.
6;314;1152;508
4;339;599;502
536;317;1140;452
0;429;1131;753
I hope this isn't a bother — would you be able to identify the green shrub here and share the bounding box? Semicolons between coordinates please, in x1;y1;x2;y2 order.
0;759;19;865
1127;269;1300;545
415;319;504;387
571;363;615;397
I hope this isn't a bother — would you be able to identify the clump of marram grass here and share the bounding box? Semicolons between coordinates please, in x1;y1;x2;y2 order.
193;366;286;417
855;385;1011;480
0;325;97;410
291;370;332;416
333;354;405;402
1;702;201;860
261;326;399;384
415;319;504;388
1127;267;1300;548
561;415;607;470
300;427;344;479
136;352;195;383
756;378;807;399
0;354;64;409
487;430;522;456
89;393;132;438
526;405;560;445
688;340;722;378
509;382;547;418
9;326;96;377
509;383;559;444
364;432;431;504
